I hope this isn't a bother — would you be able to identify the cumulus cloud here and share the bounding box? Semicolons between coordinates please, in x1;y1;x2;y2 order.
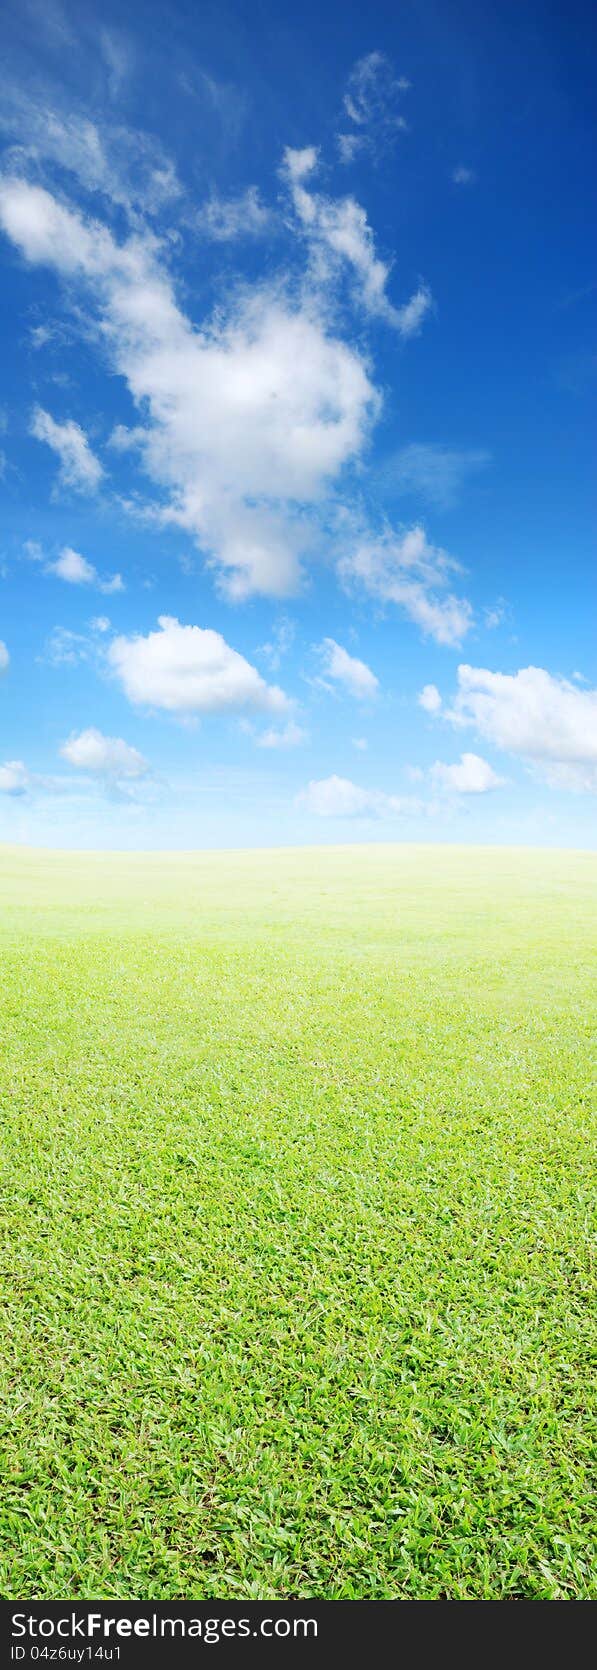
60;727;148;777
30;406;103;493
0;759;29;794
430;752;504;794
338;524;473;646
418;682;442;714
299;773;426;818
318;637;379;698
46;545;124;592
428;664;597;790
338;52;411;163
256;720;306;749
195;186;270;240
0;175;376;600
282;146;431;335
452;166;477;186
383;442;491;508
0;639;9;672
107;615;289;716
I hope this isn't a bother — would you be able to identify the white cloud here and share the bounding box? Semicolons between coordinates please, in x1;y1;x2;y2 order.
46;545;124;592
30;406;103;492
256;720;306;749
319;637;379;698
418;682;442;713
339;524;473;646
0;176;376;600
352;736;368;750
108;615;289;716
432;664;597;791
384;442;490;508
282;147;431;336
0;639;9;672
195;187;270;240
48;546;95;584
430;752;504;794
60;727;148;778
299;773;425;818
452;166;477;186
0;759;29;794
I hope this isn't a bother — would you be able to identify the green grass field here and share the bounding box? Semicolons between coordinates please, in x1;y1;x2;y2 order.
0;844;595;1600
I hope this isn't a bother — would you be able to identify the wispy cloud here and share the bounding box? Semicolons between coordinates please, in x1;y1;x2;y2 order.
337;52;411;164
0;94;181;219
380;442;491;509
282;146;432;335
30;406;103;493
338;522;473;646
195;186;270;241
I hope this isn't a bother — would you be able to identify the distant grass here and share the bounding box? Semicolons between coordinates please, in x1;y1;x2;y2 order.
0;844;595;1599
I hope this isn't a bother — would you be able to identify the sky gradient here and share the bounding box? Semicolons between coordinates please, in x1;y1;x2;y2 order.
0;0;595;848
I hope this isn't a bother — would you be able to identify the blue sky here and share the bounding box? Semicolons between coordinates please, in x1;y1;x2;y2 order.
0;0;595;848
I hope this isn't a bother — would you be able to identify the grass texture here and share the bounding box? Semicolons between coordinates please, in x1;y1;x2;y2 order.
0;843;595;1599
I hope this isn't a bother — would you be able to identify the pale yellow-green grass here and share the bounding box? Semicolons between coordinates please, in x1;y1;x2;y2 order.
0;845;595;1598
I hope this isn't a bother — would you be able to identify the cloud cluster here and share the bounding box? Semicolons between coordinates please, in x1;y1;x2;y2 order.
423;664;597;790
107;615;289;716
0;175;377;600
